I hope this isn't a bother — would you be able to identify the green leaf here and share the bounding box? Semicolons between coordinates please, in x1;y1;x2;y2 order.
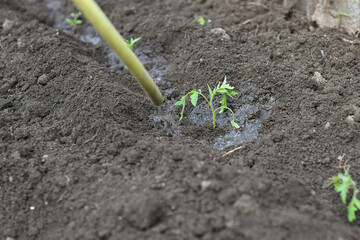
207;84;213;98
231;120;240;129
217;89;228;94
348;201;357;222
175;96;187;121
227;90;238;98
66;19;74;25
219;94;227;113
190;90;199;107
174;99;184;106
354;196;360;209
133;37;141;43
215;82;221;92
334;181;348;204
197;17;206;25
326;176;340;188
339;187;348;205
75;20;83;25
220;76;229;88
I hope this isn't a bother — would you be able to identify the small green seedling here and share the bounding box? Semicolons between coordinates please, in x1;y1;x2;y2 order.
175;76;239;129
197;17;212;26
337;12;350;25
125;37;141;50
327;166;360;222
66;11;83;26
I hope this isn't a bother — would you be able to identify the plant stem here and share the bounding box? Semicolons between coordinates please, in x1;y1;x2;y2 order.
199;93;216;128
71;0;164;106
214;106;236;125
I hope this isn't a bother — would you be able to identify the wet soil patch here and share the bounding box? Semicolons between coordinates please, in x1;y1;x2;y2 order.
1;0;360;239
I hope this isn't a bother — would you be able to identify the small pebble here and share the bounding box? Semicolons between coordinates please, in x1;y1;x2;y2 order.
30;206;35;210
201;180;212;191
312;71;326;84
2;19;16;31
37;74;49;85
345;116;355;125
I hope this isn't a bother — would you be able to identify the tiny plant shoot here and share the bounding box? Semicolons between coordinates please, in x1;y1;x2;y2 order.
125;37;141;50
175;76;240;129
66;11;83;26
197;17;211;26
327;166;360;222
337;12;350;25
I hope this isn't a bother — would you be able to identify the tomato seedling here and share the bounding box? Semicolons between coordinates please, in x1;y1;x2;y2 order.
125;37;141;50
66;11;83;26
327;166;360;222
175;76;239;129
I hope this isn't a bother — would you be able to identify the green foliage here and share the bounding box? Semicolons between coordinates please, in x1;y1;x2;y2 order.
125;37;141;51
66;12;83;26
327;166;360;222
175;76;239;129
197;17;211;26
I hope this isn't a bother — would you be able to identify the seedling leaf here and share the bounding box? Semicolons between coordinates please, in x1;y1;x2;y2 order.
190;90;199;107
231;120;240;129
207;84;213;97
220;94;227;113
67;11;82;29
348;201;357;222
66;19;74;25
175;96;187;121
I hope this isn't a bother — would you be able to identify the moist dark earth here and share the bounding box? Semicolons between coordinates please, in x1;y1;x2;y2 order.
1;0;360;239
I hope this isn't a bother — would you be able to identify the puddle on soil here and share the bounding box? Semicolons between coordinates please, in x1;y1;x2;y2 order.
152;83;275;150
35;0;170;82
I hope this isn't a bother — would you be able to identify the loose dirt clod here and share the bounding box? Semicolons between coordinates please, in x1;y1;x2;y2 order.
210;28;231;41
2;19;16;31
312;71;326;84
37;74;49;85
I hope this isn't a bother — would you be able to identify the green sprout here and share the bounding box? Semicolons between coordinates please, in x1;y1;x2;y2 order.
175;76;240;129
66;11;83;26
125;37;141;51
197;17;211;26
327;166;360;222
337;12;350;25
197;17;206;25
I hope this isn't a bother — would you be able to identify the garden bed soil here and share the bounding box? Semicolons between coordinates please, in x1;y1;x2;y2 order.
1;0;360;239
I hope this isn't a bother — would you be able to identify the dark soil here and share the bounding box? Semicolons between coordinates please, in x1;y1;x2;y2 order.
2;0;360;239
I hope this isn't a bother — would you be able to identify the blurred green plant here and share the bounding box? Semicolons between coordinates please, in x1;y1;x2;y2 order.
337;12;350;25
66;11;83;26
197;17;212;26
